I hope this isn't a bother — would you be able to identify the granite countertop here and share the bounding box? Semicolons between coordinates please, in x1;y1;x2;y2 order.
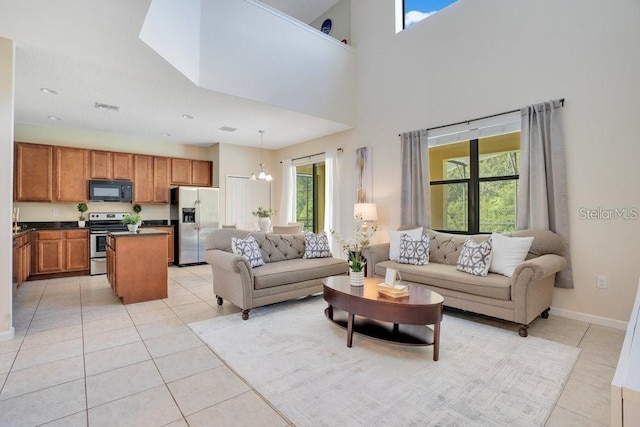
109;228;170;237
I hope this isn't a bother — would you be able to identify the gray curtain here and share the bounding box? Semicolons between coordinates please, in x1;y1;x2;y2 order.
400;130;430;227
517;99;573;289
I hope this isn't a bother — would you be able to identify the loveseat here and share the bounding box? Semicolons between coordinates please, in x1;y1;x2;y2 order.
205;229;348;319
363;228;567;336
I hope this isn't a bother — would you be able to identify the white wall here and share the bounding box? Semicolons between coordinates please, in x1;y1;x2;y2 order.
0;37;15;340
349;0;640;321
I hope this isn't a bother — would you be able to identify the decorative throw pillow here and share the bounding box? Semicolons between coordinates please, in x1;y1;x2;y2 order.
231;235;265;268
389;227;423;261
397;233;430;266
489;233;534;277
456;237;493;276
303;231;332;258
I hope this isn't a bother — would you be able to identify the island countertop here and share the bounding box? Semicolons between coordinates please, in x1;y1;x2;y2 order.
108;228;169;237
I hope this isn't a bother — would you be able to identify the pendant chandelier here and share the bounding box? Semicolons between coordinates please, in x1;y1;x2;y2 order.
250;130;273;181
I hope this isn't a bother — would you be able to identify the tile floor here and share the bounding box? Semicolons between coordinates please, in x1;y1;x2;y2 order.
0;265;625;426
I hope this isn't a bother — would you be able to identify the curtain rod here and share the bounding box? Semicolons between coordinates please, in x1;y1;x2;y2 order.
280;148;343;164
398;98;565;136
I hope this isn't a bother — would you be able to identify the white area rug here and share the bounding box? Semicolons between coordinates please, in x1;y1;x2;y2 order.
189;296;580;426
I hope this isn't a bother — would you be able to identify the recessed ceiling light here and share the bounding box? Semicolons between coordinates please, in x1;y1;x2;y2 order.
40;88;59;95
182;114;194;119
47;116;61;121
161;132;171;137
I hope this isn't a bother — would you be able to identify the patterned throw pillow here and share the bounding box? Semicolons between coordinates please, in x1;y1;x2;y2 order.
397;233;429;266
456;237;493;276
303;231;332;259
231;235;265;268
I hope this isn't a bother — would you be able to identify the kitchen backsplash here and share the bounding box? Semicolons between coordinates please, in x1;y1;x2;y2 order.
12;202;170;222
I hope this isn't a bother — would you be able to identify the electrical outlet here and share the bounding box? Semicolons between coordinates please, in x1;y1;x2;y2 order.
52;208;59;217
596;276;608;289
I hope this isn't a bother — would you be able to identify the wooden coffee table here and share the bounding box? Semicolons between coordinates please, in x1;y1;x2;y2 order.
323;276;444;361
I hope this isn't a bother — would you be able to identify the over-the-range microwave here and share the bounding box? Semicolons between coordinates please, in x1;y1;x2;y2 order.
88;180;133;202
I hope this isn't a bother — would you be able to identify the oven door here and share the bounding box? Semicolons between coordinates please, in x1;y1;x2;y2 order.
90;233;107;258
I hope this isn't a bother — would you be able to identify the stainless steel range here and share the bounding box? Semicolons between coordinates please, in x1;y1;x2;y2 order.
89;212;128;275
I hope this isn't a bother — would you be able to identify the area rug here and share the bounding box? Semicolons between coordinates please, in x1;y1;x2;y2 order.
189;296;580;426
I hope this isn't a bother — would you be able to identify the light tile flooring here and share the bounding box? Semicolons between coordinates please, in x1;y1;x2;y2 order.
0;265;625;426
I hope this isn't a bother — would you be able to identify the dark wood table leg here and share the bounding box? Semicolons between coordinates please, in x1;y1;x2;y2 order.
433;321;440;361
347;312;354;347
393;323;399;334
327;304;333;321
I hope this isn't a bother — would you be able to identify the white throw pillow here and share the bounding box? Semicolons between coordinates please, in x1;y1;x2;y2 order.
389;227;423;261
489;233;534;277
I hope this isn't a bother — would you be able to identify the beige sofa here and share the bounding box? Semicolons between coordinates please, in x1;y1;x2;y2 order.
205;229;348;319
363;229;567;337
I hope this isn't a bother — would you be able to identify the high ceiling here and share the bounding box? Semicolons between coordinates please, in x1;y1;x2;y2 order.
0;0;347;150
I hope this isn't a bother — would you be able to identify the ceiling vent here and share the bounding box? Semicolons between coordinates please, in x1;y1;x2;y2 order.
219;125;237;132
94;102;120;112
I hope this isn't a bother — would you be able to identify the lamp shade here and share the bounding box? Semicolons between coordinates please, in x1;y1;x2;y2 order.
354;203;378;221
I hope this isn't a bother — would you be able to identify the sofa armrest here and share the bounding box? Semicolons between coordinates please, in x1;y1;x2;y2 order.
205;249;254;309
363;243;391;277
512;254;567;283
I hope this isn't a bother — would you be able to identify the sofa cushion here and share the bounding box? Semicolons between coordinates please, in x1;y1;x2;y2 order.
375;260;511;301
303;231;332;259
457;237;493;276
398;234;429;266
253;257;348;290
231;235;265;268
389;227;423;261
490;233;534;277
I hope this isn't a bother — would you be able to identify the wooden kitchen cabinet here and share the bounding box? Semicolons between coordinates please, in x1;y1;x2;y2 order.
171;158;213;187
65;229;89;271
54;146;89;202
112;152;133;180
89;150;112;179
14;142;54;202
170;158;192;185
13;231;32;291
153;226;174;264
91;150;134;181
107;230;168;304
34;229;89;275
191;160;212;187
133;154;154;203
153;157;171;203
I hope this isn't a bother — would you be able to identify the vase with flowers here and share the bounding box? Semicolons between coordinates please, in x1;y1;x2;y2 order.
252;207;277;232
331;213;378;287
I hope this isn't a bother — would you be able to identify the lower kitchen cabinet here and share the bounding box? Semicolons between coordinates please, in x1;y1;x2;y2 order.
152;226;174;264
34;229;89;275
13;231;32;292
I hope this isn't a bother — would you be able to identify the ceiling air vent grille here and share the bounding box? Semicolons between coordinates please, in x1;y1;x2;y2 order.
94;102;120;112
219;126;237;132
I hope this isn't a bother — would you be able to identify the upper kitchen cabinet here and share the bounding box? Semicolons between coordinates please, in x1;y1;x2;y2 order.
54;146;89;202
133;154;154;203
14;142;54;202
90;151;133;181
153;157;171;203
170;158;191;185
170;158;212;187
192;160;212;187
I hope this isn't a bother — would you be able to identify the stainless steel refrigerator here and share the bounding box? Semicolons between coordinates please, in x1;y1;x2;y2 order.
170;187;219;265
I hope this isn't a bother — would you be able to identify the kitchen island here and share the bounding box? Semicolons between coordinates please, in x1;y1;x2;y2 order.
106;228;169;304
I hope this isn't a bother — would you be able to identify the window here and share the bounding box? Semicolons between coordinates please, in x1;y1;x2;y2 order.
401;0;458;29
296;162;325;233
429;132;520;234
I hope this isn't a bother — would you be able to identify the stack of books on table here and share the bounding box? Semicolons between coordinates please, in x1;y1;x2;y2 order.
376;282;409;298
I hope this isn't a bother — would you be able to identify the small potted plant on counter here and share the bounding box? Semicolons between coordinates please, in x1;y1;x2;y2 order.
122;213;142;232
77;203;88;228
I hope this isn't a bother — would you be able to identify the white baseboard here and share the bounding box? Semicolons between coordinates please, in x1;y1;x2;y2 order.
0;326;15;342
550;307;628;331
